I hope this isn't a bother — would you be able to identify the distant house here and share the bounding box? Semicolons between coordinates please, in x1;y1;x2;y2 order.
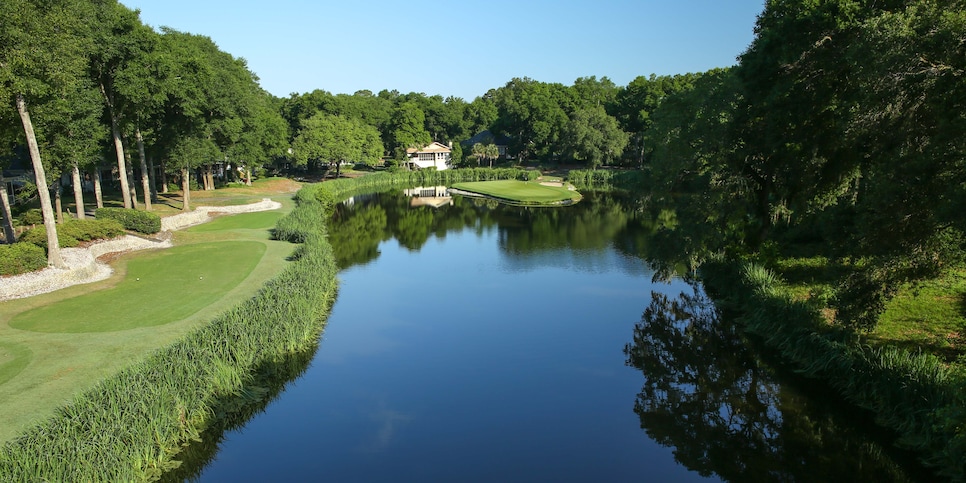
462;130;512;159
406;142;452;171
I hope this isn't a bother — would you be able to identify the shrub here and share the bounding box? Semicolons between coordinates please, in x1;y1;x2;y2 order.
59;219;126;242
95;208;161;234
17;209;43;226
18;226;79;249
0;243;47;275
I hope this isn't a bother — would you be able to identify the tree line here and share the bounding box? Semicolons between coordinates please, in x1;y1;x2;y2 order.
2;0;288;267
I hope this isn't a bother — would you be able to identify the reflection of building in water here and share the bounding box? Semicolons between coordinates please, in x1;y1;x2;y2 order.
342;192;379;208
403;186;452;208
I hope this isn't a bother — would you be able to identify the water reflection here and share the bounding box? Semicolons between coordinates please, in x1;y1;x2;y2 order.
159;344;319;482
328;190;659;275
624;288;921;482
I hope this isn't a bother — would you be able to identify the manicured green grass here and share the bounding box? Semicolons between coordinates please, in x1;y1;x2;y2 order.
187;210;283;232
0;341;31;387
9;242;264;333
451;179;581;204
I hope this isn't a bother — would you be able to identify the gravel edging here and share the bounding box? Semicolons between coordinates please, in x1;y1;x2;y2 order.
0;198;282;302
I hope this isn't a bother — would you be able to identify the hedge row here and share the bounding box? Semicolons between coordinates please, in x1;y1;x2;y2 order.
19;219;127;249
700;258;966;481
567;168;647;191
95;207;161;234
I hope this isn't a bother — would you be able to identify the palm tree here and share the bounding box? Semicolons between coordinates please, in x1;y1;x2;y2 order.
484;143;500;168
472;142;485;167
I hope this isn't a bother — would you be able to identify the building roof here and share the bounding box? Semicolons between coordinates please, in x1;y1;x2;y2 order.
406;142;451;155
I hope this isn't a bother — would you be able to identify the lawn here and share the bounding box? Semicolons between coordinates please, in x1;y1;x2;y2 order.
771;254;965;364
9;241;265;333
0;190;297;443
451;180;581;204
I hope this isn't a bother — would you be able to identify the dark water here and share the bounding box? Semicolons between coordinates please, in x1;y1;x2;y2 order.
175;191;930;482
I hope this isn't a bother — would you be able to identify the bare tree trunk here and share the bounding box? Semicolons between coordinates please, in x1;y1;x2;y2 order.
16;93;65;268
246;167;252;186
0;175;16;243
182;167;191;211
160;159;168;194
205;165;214;191
54;185;64;223
110;114;132;209
135;126;151;211
126;151;138;210
93;168;104;208
148;156;158;202
71;162;85;220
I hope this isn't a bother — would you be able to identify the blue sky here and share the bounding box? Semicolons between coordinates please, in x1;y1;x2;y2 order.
120;0;765;100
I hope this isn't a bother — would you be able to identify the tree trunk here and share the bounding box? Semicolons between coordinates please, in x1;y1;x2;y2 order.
110;114;133;209
148;156;158;202
160;159;168;194
16;93;65;268
182;167;191;211
246;167;252;186
206;165;214;190
71;162;85;220
0;175;16;243
135;126;152;211
54;185;64;223
93;168;104;208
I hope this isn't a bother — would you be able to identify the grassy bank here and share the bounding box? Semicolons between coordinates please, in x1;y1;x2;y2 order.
700;258;966;481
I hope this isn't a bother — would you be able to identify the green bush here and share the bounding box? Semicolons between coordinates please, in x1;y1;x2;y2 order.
59;219;126;242
95;208;161;234
17;209;43;226
19;226;79;249
0;242;47;275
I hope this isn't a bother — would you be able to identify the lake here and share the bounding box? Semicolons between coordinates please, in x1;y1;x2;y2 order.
169;190;930;482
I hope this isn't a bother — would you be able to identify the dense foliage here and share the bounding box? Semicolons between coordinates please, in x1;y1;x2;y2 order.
636;1;966;332
94;207;161;234
0;243;46;276
18;218;124;249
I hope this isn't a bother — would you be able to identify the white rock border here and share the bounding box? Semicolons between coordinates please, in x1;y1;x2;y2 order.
0;198;282;302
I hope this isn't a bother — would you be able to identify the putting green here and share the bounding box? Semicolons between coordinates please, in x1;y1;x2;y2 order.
451;180;580;204
9;241;266;333
0;341;32;386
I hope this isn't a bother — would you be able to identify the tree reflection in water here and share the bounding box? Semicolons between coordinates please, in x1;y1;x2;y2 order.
624;288;921;482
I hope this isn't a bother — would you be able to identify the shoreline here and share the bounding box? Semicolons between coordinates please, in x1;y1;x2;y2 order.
0;198;282;302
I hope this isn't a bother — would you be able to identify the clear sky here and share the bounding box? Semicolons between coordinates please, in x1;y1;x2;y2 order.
120;0;765;100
